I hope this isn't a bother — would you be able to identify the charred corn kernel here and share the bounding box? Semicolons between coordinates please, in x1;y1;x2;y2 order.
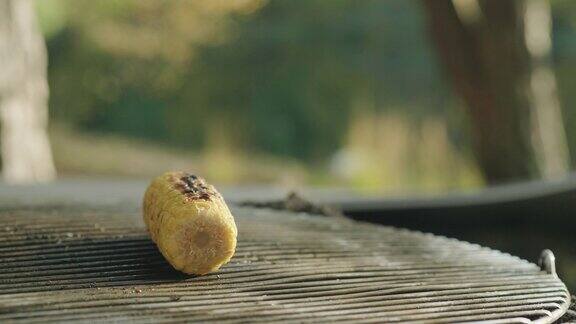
143;172;237;275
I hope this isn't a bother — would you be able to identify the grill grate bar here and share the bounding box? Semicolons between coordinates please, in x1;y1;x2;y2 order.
0;207;570;323
0;289;565;321
0;293;565;321
0;280;567;305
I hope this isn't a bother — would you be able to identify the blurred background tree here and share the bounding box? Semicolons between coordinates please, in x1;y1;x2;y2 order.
0;0;55;183
0;0;570;192
422;0;570;184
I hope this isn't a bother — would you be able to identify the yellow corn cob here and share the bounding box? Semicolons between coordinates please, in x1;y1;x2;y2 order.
143;172;237;275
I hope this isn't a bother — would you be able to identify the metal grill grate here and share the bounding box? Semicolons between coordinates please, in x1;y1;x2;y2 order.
0;206;570;323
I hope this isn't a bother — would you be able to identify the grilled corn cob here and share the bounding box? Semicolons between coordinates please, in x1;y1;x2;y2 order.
143;172;237;275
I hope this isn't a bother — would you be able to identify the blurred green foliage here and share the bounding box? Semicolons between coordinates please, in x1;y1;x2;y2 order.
40;0;455;161
36;0;576;186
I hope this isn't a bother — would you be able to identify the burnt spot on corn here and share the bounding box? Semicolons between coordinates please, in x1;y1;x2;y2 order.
174;174;216;201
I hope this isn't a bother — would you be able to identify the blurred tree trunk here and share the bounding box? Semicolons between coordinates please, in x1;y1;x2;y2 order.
0;0;55;183
524;0;570;180
422;0;570;184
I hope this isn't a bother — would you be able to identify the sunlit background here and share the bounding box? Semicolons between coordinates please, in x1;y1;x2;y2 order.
33;0;470;193
9;0;565;193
